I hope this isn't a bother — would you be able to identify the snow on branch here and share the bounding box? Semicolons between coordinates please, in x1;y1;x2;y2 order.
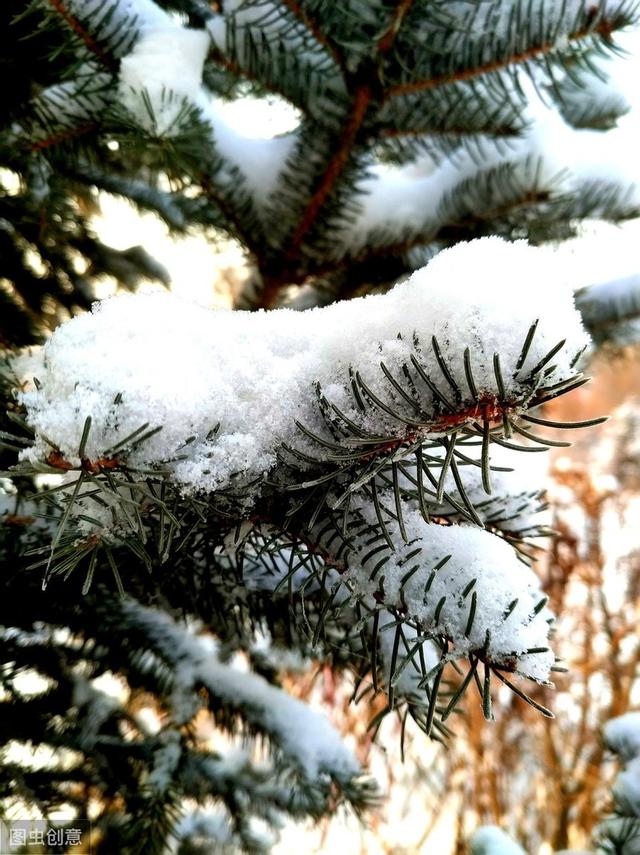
118;27;212;136
342;74;640;258
117;23;298;216
41;2;298;218
15;238;590;501
387;0;634;98
392;444;549;538
594;713;640;847
205;0;344;83
38;0;640;268
343;501;555;682
576;272;640;346
21;65;113;149
605;713;640;763
63;0;173;55
119;599;363;785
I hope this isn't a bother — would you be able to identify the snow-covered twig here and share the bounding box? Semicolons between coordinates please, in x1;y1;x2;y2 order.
120;599;363;784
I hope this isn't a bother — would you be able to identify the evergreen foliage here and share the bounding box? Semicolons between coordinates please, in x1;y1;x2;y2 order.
1;1;640;852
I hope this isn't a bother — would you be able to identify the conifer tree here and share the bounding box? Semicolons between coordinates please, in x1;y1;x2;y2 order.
1;1;640;852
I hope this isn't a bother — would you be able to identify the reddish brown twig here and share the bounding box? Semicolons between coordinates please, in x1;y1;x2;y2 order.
377;0;415;54
47;0;117;71
385;18;616;99
259;1;415;308
279;0;345;69
30;123;98;152
46;450;120;474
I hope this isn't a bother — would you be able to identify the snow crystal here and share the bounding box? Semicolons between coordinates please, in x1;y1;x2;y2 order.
344;502;554;681
17;238;589;505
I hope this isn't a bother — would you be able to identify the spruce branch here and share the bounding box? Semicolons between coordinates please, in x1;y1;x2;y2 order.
260;0;422;307
29;122;100;152
13;0;638;314
45;0;119;72
278;0;346;70
0;241;599;728
384;4;628;99
376;0;415;55
269;84;371;297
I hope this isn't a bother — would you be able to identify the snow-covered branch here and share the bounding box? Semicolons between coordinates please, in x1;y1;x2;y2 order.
119;599;364;785
576;272;640;346
4;239;595;709
15;238;589;501
342;500;555;681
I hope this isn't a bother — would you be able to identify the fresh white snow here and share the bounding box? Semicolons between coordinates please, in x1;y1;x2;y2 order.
16;238;589;503
119;27;211;136
121;600;361;781
344;503;555;681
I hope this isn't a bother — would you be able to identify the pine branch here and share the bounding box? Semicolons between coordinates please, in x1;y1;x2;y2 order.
3;2;640;839
29;122;99;152
260;0;415;306
279;0;345;70
385;13;620;99
376;0;415;54
46;0;118;72
288;182;554;283
273;85;371;281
